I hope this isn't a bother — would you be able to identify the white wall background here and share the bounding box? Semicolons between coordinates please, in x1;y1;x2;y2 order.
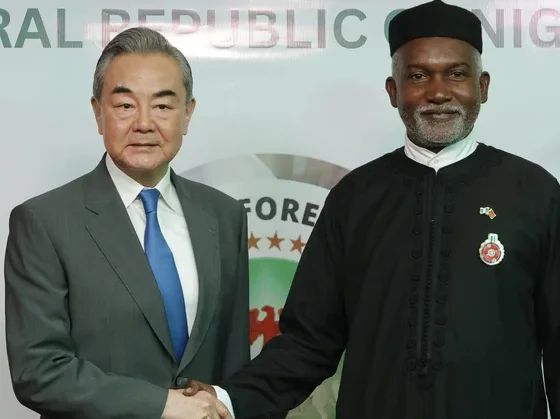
1;0;559;417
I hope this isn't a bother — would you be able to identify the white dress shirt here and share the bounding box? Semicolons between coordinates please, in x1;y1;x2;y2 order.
404;130;478;171
105;154;200;333
106;155;236;417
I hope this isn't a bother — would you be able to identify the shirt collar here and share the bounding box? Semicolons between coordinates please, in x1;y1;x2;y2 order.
105;154;180;212
403;129;479;172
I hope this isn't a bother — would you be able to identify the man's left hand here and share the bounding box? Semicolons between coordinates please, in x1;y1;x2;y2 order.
183;379;216;397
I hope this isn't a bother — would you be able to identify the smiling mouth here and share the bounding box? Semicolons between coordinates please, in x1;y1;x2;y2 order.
421;112;459;121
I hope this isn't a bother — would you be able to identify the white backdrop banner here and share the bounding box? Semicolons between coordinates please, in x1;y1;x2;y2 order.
1;0;559;418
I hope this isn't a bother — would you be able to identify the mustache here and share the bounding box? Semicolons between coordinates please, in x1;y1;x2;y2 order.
416;105;465;116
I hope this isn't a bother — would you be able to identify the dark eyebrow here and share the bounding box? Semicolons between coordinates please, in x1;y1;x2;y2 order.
152;89;178;99
110;86;178;99
111;86;133;95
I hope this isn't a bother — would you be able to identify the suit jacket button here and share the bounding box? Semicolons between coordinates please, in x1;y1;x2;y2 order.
406;359;416;371
176;377;189;387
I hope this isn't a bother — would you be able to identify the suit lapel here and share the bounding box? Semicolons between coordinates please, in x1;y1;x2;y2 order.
83;158;175;361
171;171;221;373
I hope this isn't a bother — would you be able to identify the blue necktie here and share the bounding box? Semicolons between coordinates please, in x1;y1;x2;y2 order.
139;188;188;362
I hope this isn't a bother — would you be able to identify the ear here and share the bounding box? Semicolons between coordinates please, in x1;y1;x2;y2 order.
90;96;103;135
479;71;490;104
183;97;197;135
385;77;398;108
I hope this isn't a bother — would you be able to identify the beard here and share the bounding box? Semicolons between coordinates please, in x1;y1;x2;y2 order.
398;100;481;149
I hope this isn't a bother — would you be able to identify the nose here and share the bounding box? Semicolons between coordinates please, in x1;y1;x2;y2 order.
132;105;155;133
425;75;453;105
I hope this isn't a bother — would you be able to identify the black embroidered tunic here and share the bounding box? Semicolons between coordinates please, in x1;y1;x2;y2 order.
221;143;560;419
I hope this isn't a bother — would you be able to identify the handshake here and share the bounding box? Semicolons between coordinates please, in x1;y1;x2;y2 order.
162;380;232;419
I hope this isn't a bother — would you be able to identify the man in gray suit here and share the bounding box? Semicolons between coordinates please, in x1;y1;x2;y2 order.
4;27;246;419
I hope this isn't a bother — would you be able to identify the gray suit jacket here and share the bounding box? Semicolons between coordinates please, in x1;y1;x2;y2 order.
4;156;250;419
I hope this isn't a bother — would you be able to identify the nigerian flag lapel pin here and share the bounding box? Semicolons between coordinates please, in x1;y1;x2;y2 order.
480;206;496;219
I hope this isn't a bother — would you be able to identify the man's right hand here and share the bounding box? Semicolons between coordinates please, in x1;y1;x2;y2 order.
161;389;232;419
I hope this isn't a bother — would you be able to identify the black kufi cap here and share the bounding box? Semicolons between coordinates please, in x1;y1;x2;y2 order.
388;0;482;56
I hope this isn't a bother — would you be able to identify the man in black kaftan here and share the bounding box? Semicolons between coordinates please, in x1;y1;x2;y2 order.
185;1;560;418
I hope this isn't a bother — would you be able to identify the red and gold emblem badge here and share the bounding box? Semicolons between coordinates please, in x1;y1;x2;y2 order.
479;233;505;266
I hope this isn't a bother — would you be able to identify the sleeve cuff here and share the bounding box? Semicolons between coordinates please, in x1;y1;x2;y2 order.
213;385;235;419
